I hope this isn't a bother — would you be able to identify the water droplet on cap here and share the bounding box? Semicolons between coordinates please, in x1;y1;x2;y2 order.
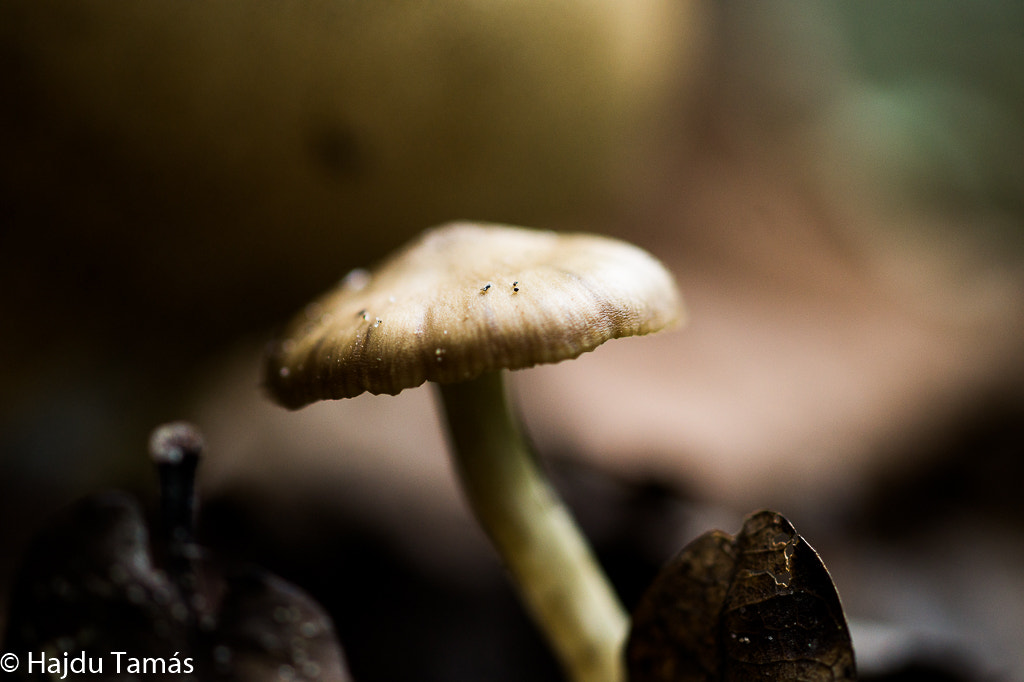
340;268;371;292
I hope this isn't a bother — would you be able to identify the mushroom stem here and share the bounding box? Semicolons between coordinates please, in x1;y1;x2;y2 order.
148;421;204;632
437;371;628;682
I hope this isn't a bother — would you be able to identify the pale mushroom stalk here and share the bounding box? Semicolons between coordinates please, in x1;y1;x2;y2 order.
438;371;627;682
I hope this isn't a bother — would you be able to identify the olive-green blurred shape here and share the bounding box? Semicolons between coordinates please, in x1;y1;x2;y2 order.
0;0;693;369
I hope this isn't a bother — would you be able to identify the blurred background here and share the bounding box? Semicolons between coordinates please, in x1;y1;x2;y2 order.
2;1;1023;679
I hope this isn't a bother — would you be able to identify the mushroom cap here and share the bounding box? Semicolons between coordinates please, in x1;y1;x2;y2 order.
264;222;683;408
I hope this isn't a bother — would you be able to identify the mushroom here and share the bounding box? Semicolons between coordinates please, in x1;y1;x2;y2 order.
263;221;683;682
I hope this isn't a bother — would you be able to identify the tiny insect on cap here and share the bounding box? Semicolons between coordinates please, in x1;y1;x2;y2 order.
264;221;684;408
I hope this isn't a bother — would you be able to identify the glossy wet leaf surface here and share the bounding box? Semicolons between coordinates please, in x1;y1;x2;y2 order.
3;492;350;681
627;510;855;682
3;422;352;682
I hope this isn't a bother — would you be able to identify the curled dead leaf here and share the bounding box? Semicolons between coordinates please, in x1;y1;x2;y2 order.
627;510;856;681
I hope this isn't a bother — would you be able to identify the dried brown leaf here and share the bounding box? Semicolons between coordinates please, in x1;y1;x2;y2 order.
627;510;856;682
